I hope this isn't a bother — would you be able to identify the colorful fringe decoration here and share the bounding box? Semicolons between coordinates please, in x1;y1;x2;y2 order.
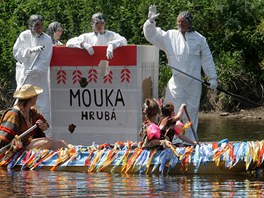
1;139;264;175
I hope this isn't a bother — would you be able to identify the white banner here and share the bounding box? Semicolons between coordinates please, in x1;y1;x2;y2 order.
50;45;159;145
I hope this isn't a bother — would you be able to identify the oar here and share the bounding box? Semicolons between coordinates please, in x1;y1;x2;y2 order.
183;106;200;145
169;144;183;160
167;65;261;108
0;124;37;154
11;47;44;107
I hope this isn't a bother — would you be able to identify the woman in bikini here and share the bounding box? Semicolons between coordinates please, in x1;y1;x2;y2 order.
159;103;197;146
138;98;171;149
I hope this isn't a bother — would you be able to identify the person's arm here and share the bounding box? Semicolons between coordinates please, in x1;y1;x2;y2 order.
143;5;168;51
13;30;41;63
67;34;95;55
31;107;49;131
179;135;197;145
107;31;127;49
150;139;171;148
143;20;167;51
66;37;83;48
24;34;53;79
105;31;127;59
171;104;186;122
66;33;90;48
36;119;49;131
200;36;218;89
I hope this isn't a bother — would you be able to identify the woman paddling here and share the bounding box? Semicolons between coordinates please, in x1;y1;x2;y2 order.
0;84;69;151
159;103;197;147
138;98;171;149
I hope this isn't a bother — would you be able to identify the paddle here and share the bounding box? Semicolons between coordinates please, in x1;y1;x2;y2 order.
169;144;183;160
11;47;44;107
183;106;200;145
0;124;37;154
166;65;261;108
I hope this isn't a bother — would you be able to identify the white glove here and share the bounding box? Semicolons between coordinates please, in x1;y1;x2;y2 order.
25;68;38;78
148;5;160;23
106;44;113;59
30;46;44;53
82;42;94;55
209;79;218;89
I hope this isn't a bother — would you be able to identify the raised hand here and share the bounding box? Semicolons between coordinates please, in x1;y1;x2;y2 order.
148;5;160;22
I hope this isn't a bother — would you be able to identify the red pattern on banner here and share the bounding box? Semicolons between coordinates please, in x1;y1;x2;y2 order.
56;68;66;84
120;68;130;83
50;46;137;66
103;70;113;84
72;69;82;84
88;68;98;83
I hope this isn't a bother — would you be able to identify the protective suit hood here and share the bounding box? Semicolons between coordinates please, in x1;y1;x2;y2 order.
47;21;63;44
91;12;106;34
29;14;44;37
91;12;106;24
178;11;194;32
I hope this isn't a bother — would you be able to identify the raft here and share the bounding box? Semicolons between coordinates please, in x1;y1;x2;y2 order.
1;139;264;175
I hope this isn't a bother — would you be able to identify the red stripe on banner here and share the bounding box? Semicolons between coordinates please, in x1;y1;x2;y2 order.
50;45;137;67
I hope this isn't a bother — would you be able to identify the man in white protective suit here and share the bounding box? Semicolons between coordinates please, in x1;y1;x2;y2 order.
66;12;127;59
143;5;218;142
13;14;53;137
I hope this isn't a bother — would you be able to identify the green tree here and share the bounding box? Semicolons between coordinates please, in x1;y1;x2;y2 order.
0;0;263;110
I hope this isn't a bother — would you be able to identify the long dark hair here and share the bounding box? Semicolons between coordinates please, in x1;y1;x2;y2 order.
16;98;31;109
161;103;174;117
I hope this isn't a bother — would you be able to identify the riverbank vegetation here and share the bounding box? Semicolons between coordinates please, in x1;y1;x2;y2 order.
0;0;263;111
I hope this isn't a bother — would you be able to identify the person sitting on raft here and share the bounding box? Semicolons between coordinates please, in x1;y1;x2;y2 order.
138;98;171;149
159;102;197;146
0;84;69;151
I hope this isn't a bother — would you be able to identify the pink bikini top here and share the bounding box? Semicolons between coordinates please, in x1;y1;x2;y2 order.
147;123;161;140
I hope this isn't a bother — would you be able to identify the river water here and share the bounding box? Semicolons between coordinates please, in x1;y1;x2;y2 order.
1;117;264;197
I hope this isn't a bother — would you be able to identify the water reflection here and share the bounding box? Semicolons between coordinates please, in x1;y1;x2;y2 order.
1;170;264;197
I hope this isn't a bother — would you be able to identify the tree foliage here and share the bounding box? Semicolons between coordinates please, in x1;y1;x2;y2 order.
0;0;263;110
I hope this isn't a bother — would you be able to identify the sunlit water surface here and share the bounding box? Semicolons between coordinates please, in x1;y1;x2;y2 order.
1;117;264;197
198;116;264;142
